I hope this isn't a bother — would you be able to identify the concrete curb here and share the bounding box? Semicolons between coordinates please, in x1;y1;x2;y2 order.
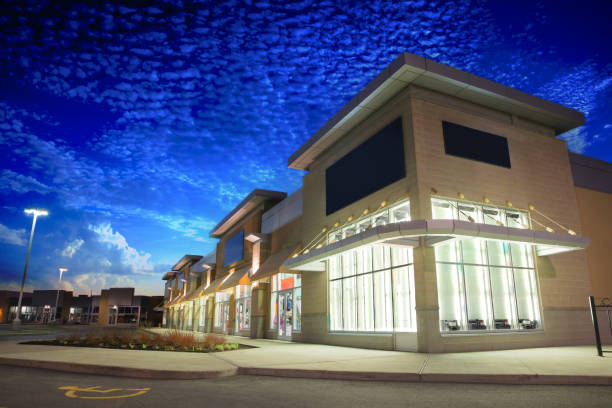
0;357;238;380
2;357;612;385
237;367;612;385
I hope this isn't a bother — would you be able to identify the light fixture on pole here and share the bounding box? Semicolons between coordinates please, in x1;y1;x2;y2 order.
13;208;48;326
54;267;67;324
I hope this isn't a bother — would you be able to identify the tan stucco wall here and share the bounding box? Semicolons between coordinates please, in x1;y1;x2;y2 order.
574;186;612;299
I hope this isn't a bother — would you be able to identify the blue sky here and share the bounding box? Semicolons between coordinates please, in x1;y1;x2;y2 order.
1;0;611;296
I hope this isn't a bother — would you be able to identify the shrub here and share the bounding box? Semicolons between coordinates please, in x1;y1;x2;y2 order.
215;344;224;352
205;333;226;348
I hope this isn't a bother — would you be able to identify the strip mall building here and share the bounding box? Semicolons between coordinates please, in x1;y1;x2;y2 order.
162;52;612;352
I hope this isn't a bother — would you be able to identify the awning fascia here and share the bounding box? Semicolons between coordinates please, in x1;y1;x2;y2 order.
284;219;589;271
218;267;251;292
201;276;226;296
251;244;301;281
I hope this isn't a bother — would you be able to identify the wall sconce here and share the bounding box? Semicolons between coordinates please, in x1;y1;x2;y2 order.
457;192;465;199
483;197;490;203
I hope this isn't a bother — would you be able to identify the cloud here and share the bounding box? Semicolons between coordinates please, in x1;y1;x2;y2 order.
89;223;155;275
0;224;27;246
0;169;52;195
60;238;84;258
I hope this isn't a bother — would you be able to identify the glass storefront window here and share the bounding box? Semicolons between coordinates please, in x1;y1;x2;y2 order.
327;200;410;244
270;273;302;335
235;285;251;332
328;244;416;333
432;198;541;333
214;292;231;330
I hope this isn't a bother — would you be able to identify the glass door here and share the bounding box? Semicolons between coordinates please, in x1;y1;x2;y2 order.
278;290;293;340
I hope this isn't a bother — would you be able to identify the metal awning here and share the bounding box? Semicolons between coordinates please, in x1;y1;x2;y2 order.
218;267;251;291
285;219;590;271
201;276;226;296
251;245;301;281
251;245;300;281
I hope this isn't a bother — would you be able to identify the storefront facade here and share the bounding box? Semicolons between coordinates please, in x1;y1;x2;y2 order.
162;52;610;353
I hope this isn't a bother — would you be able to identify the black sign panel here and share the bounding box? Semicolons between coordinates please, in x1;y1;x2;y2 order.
325;118;405;215
442;121;511;168
224;229;244;267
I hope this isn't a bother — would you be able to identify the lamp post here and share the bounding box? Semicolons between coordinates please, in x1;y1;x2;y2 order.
54;267;67;324
13;208;48;326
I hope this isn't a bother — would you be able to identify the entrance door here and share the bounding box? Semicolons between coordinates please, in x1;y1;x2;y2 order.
278;290;293;340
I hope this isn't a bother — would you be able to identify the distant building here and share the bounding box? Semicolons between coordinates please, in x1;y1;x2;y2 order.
0;287;162;326
0;291;33;323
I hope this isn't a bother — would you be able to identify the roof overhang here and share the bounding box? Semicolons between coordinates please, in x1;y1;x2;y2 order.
285;219;589;271
162;271;178;281
210;189;287;238
190;258;216;273
288;52;586;170
171;255;203;271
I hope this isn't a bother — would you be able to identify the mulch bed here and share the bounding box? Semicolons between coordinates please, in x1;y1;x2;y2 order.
20;339;255;353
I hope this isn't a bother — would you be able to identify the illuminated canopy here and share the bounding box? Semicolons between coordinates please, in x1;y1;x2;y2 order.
284;219;589;271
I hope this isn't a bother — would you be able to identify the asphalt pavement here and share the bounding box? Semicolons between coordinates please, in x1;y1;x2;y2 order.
2;365;612;408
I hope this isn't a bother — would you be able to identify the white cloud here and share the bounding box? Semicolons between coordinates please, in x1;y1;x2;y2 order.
89;223;155;275
0;169;52;195
60;238;84;258
0;224;27;246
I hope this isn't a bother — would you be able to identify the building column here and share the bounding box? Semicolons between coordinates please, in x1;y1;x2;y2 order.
250;282;269;339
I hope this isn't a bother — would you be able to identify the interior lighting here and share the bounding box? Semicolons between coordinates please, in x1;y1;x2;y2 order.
363;208;370;215
347;216;353;222
321;227;327;233
316;244;323;249
506;201;513;207
545;227;555;233
333;222;340;228
483;197;490;203
380;200;387;207
457;192;465;199
303;249;310;254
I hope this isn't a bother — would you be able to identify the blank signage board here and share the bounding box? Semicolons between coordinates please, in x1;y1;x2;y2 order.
325;118;405;215
442;121;511;168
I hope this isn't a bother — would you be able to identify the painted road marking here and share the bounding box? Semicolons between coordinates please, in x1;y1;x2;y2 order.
58;385;151;399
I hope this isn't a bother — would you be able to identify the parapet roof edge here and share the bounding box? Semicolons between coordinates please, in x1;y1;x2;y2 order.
210;189;287;238
171;254;203;272
288;52;585;170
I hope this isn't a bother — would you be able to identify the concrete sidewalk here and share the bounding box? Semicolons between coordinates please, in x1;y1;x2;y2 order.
0;330;611;385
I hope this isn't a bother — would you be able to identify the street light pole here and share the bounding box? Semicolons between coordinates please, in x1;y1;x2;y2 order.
54;267;67;324
13;208;48;326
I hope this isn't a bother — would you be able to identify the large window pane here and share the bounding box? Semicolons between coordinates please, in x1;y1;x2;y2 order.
432;199;454;219
486;241;510;267
373;271;392;331
461;239;485;265
356;274;374;331
514;269;539;329
356;246;372;275
464;265;488;329
293;288;301;332
436;263;462;331
392;267;412;331
329;257;341;280
434;241;459;263
342;252;355;277
270;292;278;330
489;267;514;329
373;245;390;271
391;246;411;266
342;277;356;331
509;243;534;268
329;280;342;331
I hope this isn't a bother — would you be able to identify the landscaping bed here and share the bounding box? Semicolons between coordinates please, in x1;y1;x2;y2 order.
22;329;252;352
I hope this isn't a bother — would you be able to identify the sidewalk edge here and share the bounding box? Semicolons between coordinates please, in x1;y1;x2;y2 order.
0;357;237;380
